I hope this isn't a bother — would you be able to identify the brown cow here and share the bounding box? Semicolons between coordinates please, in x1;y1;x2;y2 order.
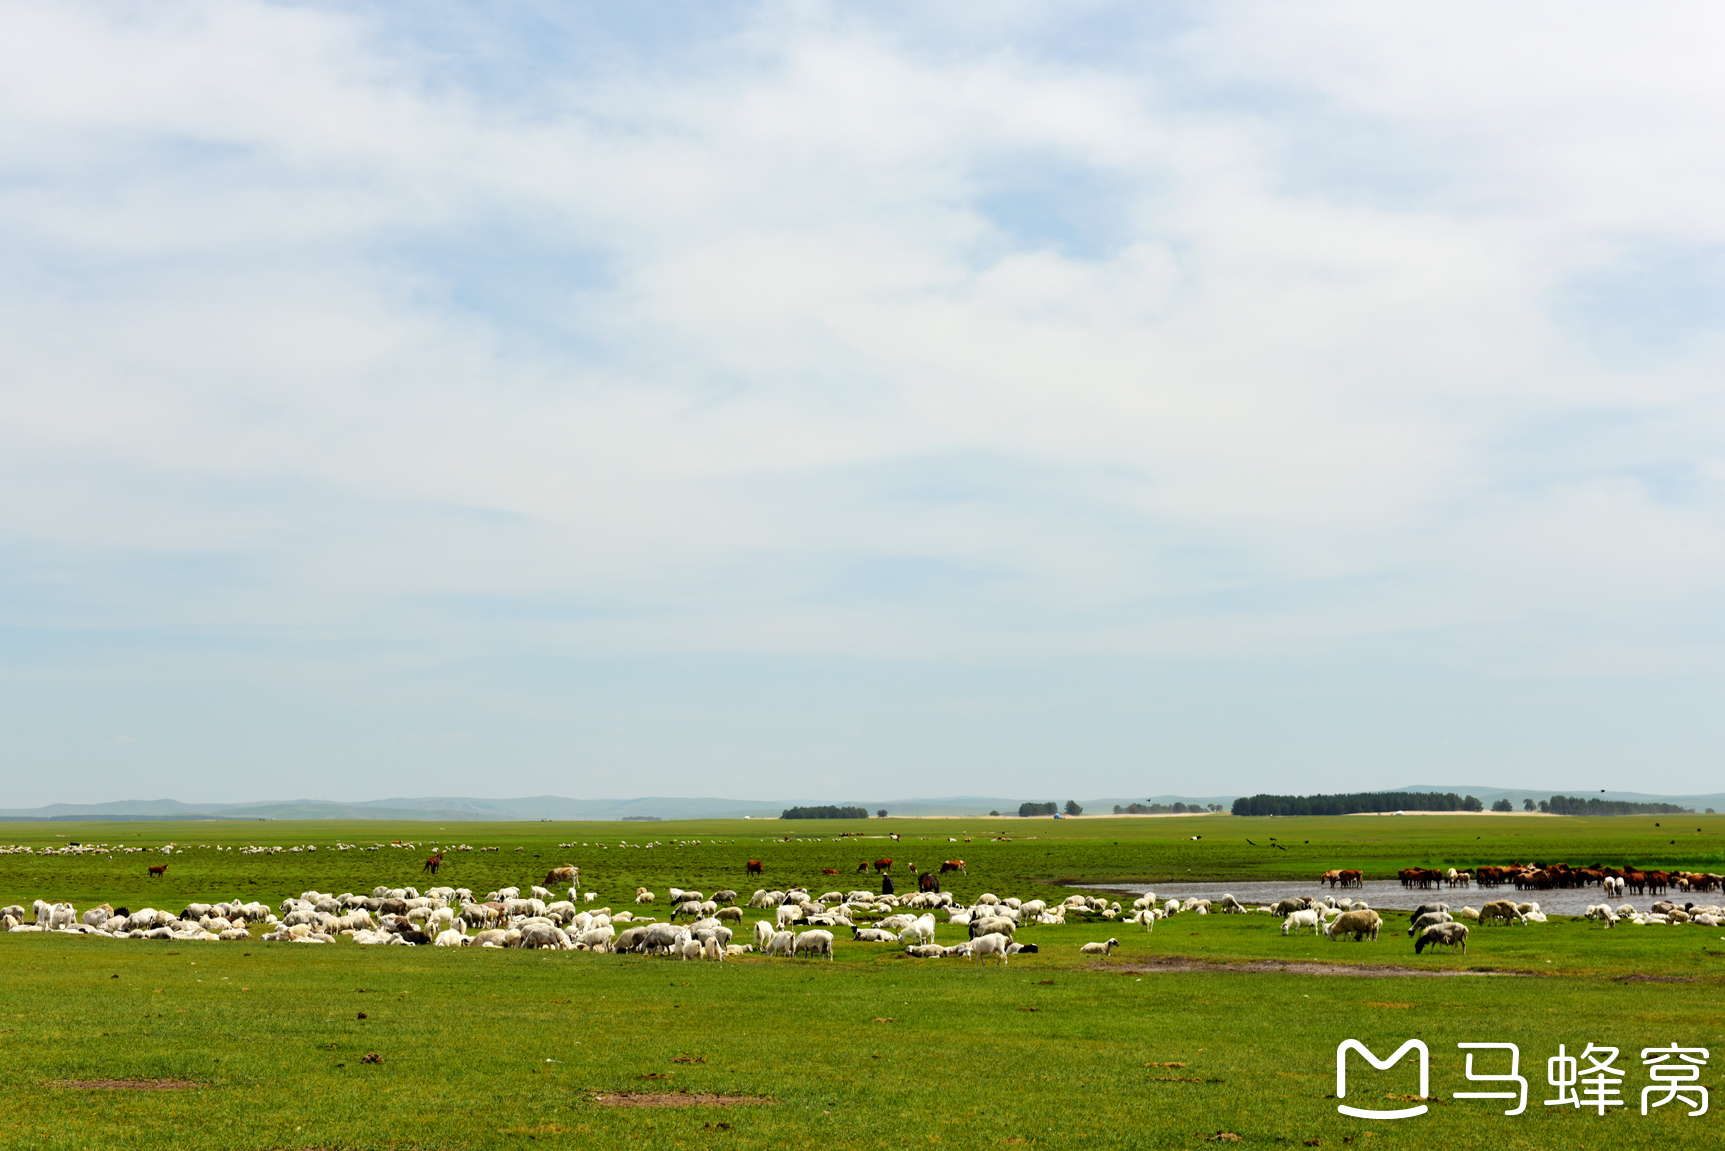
940;860;967;875
148;864;167;878
544;866;576;887
746;860;764;876
918;871;939;893
873;858;892;873
1338;870;1362;888
423;853;443;875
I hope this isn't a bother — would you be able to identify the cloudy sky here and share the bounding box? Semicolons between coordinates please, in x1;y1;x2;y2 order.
3;2;1723;807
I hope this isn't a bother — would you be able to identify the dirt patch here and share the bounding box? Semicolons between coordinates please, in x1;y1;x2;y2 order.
590;1091;774;1109
49;1079;199;1091
1101;957;1525;978
1614;974;1696;983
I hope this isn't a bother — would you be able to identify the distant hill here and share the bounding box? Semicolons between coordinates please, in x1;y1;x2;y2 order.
0;793;1241;822
12;786;1704;823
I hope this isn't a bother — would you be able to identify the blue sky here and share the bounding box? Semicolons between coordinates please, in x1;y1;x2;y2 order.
3;2;1724;806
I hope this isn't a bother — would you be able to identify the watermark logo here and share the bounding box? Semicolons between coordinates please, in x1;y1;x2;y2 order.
1455;1042;1526;1116
1335;1039;1428;1119
1332;1039;1710;1120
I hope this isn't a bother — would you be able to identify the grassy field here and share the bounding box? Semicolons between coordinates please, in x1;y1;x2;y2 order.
3;813;1723;1150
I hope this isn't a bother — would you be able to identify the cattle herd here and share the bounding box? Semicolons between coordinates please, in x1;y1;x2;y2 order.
1384;862;1724;893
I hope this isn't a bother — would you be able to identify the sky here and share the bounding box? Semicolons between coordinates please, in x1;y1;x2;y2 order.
3;1;1724;807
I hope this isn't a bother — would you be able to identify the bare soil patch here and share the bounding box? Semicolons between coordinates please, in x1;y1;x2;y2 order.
590;1091;774;1108
1614;973;1696;983
1100;957;1524;978
49;1079;199;1091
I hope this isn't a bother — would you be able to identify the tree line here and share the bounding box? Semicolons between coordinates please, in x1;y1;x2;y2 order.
1235;791;1695;817
1232;791;1485;816
780;805;870;820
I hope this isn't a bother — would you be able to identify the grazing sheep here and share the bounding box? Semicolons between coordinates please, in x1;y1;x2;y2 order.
1479;900;1525;926
1324;910;1382;942
680;938;704;961
968;916;1016;940
1413;922;1469;954
970;932;1012;966
1407;911;1454;937
1582;904;1616;927
767;931;795;957
899;915;936;946
1079;938;1120;957
635;888;655;904
794;930;835;960
433;929;469;947
580;925;616;951
1282;909;1321;937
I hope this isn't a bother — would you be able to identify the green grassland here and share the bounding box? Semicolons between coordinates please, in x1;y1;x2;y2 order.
2;813;1724;1150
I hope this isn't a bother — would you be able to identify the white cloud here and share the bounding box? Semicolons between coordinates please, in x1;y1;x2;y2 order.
2;2;1724;801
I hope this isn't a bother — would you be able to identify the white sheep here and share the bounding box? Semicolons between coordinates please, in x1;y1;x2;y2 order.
793;929;835;960
1282;909;1321;936
1079;938;1120;957
970;932;1012;966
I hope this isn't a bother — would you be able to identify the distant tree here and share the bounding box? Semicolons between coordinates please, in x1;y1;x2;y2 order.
1208;804;1223;812
1113;805;1124;814
877;809;888;818
1538;800;1550;813
1523;799;1535;811
1064;800;1083;816
782;805;869;820
1018;801;1058;817
1462;795;1484;812
989;810;1000;816
1709;808;1717;815
1491;799;1513;812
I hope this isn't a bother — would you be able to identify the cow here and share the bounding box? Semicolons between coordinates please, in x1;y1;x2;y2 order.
1320;870;1342;887
422;853;443;875
873;858;892;873
940;860;967;875
856;861;870;873
746;860;764;876
918;871;940;893
544;866;576;887
822;868;838;875
1338;870;1363;888
148;865;167;878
